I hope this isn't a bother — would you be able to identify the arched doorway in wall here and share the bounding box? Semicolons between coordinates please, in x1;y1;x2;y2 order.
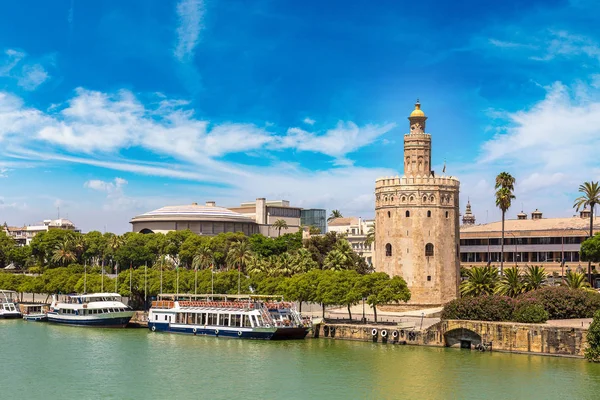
139;228;154;234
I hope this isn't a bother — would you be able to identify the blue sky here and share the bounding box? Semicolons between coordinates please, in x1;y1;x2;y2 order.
1;0;600;233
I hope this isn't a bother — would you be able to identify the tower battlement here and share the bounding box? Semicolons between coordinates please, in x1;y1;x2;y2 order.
375;175;460;188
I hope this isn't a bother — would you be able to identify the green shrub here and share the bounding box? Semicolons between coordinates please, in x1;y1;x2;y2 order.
518;286;600;319
512;300;548;323
585;309;600;362
441;295;515;321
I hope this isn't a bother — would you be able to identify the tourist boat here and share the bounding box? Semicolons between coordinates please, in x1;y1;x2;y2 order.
148;294;309;340
0;290;21;319
47;293;134;327
21;304;49;322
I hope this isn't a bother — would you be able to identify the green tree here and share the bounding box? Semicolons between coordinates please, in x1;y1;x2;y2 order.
327;209;343;223
495;172;516;275
522;265;547;291
562;270;591;289
8;245;33;270
30;229;74;267
581;234;600;267
51;239;77;267
364;223;375;248
227;240;253;294
355;273;410;322
494;266;523;297
574;181;600;285
272;219;288;237
460;266;498;297
281;272;318;312
0;231;16;269
585;309;600;362
192;245;214;271
83;231;108;265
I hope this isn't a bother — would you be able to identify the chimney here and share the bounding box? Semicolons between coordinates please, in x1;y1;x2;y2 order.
580;209;591;219
205;201;216;207
517;211;527;220
531;209;543;220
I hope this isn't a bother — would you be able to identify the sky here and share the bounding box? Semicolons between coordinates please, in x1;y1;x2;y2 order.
1;0;600;233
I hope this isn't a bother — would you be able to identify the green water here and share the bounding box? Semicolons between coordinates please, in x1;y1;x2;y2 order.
2;320;600;399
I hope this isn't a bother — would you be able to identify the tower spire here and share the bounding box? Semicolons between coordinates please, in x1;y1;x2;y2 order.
404;100;431;176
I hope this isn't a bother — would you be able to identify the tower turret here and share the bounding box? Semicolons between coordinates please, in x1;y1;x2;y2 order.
404;100;432;176
462;199;476;225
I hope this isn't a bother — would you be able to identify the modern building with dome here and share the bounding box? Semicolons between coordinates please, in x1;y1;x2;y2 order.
130;201;260;236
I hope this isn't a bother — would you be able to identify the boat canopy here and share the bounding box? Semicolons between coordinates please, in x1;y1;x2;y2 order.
69;293;121;299
157;293;284;301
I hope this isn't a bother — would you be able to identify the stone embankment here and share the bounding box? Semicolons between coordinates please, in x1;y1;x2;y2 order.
316;319;589;358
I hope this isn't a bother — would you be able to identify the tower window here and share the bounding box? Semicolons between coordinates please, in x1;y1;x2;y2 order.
425;243;434;257
445;211;449;219
388;211;391;218
427;275;431;282
406;211;410;217
385;243;392;257
427;210;431;218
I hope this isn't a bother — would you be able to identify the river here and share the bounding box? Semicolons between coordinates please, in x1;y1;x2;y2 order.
2;320;600;399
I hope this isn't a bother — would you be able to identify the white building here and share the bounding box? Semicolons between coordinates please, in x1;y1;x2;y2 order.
328;217;375;265
3;218;79;245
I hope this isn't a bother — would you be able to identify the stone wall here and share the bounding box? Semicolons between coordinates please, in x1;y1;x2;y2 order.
317;320;588;357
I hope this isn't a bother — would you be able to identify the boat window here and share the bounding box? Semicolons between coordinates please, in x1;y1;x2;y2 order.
164;315;168;321
243;315;251;328
231;314;240;327
221;314;230;327
208;313;217;326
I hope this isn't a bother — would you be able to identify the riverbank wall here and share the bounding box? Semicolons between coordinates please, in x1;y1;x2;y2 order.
316;319;589;358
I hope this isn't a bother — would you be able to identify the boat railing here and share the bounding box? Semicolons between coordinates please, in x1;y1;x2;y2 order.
151;301;175;309
177;300;258;309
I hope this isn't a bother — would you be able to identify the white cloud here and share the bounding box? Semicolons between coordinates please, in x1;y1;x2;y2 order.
84;177;140;212
84;177;127;193
303;117;315;125
17;64;49;91
280;121;396;162
0;168;8;177
0;49;50;90
174;0;205;62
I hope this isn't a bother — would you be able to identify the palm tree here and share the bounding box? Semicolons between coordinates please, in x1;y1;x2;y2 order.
328;209;343;223
292;248;318;273
573;181;600;285
495;172;516;275
323;249;348;271
71;234;86;262
364;223;375;248
563;270;591;289
51;239;77;266
272;219;288;237
522;265;547;291
494;266;523;297
192;245;214;271
459;266;498;297
227;240;253;294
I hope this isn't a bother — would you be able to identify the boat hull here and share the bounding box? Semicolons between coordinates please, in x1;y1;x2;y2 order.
23;314;48;322
271;327;310;340
0;313;22;319
47;313;133;327
148;322;276;340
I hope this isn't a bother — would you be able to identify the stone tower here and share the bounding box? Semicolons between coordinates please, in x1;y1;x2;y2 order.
374;101;460;307
462;200;476;225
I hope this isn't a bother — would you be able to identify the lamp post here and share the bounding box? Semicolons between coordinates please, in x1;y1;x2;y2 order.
362;298;366;323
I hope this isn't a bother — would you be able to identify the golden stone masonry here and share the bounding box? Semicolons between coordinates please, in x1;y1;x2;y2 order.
374;101;460;306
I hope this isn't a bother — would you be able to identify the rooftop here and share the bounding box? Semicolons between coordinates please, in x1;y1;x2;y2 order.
328;217;360;226
460;216;599;234
130;202;256;224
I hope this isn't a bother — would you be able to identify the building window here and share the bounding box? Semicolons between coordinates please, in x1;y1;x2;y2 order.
427;210;431;218
385;243;392;257
427;275;431;281
406;211;410;217
388;211;391;218
445;211;449;218
425;243;434;257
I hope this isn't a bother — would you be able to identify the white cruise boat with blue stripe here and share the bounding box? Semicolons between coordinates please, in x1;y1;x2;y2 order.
148;294;309;340
0;290;21;319
47;293;134;327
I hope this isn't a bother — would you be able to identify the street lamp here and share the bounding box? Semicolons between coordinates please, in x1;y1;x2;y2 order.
362;297;366;323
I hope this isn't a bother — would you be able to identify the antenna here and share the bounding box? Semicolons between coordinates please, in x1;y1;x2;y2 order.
57;206;60;219
486;210;488;224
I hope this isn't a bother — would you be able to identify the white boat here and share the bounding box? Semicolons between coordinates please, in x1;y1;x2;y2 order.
0;290;21;319
47;293;134;327
148;294;309;340
21;304;49;322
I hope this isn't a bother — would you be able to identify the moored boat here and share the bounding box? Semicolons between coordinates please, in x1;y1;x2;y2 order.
21;303;49;322
148;294;309;340
47;293;134;327
0;290;21;319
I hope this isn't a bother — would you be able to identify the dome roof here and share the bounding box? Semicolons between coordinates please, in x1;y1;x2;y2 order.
130;203;256;224
409;100;426;117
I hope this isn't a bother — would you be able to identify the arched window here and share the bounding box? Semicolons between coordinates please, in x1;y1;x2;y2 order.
385;243;392;257
427;210;431;218
387;211;391;218
405;210;410;217
445;211;449;219
425;243;434;257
